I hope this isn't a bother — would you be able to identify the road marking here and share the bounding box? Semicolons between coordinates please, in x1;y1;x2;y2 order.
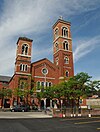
61;117;100;122
75;120;100;124
61;117;89;121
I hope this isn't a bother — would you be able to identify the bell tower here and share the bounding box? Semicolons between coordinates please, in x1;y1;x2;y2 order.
12;37;33;104
15;37;33;75
53;18;74;81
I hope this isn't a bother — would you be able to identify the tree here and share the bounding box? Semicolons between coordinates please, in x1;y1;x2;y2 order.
87;80;100;96
27;72;98;113
41;72;92;108
0;88;12;107
13;87;34;105
68;72;92;108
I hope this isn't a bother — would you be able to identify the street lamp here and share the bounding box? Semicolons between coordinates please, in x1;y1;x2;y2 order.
42;63;48;111
87;105;91;117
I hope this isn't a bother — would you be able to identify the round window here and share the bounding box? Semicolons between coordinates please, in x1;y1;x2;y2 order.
42;68;48;75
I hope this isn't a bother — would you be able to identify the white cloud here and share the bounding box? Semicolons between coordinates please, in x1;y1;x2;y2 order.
0;0;100;76
0;47;16;75
73;35;100;63
92;75;100;81
32;46;52;61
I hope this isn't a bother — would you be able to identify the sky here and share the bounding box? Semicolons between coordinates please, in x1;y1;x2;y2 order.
0;0;100;80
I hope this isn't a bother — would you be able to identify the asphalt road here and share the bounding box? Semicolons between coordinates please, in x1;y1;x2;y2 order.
0;117;100;132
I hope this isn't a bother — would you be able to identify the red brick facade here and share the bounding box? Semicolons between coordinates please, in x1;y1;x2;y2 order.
0;18;74;108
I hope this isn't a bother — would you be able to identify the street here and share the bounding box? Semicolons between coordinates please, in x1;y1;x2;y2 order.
0;112;99;132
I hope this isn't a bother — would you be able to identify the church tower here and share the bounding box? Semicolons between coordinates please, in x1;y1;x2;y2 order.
14;37;33;103
53;18;74;81
15;37;33;76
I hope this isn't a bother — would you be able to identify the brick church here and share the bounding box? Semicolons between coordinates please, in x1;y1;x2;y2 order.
0;18;74;108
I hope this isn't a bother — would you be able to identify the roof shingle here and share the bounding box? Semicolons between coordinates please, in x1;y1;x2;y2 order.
0;75;11;82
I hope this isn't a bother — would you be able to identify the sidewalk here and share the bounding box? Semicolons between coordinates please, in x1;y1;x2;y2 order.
0;111;53;119
29;112;53;118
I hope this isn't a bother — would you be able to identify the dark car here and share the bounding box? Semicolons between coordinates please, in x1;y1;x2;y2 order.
10;105;30;112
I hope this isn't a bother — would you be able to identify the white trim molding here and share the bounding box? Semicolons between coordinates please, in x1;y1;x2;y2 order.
53;49;72;55
53;36;72;43
34;76;55;80
63;66;72;69
18;54;31;58
15;72;31;76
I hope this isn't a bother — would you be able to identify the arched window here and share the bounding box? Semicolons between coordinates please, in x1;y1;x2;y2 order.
46;82;48;87
55;28;59;38
20;64;22;71
63;41;69;50
22;44;28;55
62;27;68;37
55;43;59;51
20;82;25;89
20;64;28;71
49;82;52;87
25;65;28;71
36;81;52;91
64;56;69;64
66;71;69;77
41;82;44;88
37;81;41;90
23;65;25;71
56;58;59;65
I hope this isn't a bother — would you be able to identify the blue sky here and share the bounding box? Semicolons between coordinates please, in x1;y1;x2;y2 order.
0;0;100;80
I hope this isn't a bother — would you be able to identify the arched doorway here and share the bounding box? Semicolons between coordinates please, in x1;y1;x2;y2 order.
4;99;10;108
41;100;44;109
46;99;50;108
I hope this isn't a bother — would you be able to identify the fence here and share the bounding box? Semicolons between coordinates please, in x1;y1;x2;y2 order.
52;107;100;118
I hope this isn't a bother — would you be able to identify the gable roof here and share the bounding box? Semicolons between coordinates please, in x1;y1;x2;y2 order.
31;58;58;70
31;58;47;65
0;75;11;82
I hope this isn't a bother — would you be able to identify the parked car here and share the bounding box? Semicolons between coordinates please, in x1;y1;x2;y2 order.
10;105;30;112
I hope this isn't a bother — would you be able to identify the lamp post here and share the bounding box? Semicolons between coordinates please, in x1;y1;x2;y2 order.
42;63;48;111
61;99;63;117
87;105;91;117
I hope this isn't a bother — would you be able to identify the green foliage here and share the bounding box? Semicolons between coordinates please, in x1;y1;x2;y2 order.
13;87;34;98
69;72;92;98
0;88;12;98
87;80;100;96
37;72;95;108
12;72;100;107
38;72;92;101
